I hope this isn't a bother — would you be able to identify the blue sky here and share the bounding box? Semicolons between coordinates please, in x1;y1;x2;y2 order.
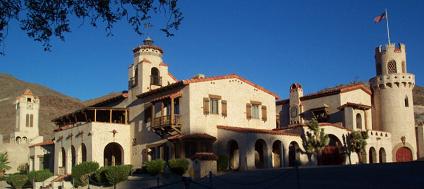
1;0;423;100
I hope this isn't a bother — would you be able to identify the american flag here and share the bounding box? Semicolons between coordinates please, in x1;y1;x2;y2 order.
374;12;386;23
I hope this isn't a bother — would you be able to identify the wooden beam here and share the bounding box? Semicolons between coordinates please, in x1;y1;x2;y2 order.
94;109;97;122
125;110;128;124
109;109;113;123
170;97;175;126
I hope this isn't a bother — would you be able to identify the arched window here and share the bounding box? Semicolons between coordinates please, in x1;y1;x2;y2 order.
376;62;382;75
405;96;409;107
150;67;161;85
25;114;29;127
356;113;362;129
387;60;397;74
30;114;34;127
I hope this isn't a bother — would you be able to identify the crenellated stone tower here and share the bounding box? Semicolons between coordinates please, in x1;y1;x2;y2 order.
11;89;40;144
128;37;177;100
369;43;417;161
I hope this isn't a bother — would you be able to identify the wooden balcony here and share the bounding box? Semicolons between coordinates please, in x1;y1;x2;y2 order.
151;114;181;137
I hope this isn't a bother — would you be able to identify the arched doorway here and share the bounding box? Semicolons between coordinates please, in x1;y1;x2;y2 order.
396;147;412;162
71;146;76;167
151;67;161;85
288;141;300;167
60;147;66;172
80;143;87;162
228;140;239;170
104;142;124;166
319;135;344;165
254;139;267;169
379;148;386;163
272;140;282;168
368;147;376;163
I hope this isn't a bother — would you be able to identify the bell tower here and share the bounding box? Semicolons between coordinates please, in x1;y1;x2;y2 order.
128;37;177;100
289;83;303;125
369;43;417;161
11;89;40;144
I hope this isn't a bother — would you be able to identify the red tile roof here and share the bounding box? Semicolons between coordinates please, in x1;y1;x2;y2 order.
168;73;177;81
338;102;371;110
29;140;54;148
168;133;217;141
217;125;300;136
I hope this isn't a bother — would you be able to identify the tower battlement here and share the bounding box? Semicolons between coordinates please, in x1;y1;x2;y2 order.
375;43;405;55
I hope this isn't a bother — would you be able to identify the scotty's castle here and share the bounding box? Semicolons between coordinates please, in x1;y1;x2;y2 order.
4;37;423;178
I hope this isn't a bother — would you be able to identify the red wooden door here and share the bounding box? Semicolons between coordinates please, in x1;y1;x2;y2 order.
396;147;412;162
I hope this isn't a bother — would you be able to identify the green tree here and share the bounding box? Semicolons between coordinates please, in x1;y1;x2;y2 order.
346;131;369;164
71;161;99;187
105;165;132;189
301;118;330;165
0;0;183;54
0;152;11;177
7;174;28;189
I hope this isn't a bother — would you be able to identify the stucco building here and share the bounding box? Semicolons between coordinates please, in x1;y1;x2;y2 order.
51;39;422;176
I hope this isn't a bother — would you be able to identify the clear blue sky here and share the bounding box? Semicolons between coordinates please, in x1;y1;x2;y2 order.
1;0;423;100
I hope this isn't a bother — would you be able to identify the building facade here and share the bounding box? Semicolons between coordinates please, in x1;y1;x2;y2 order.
51;39;422;176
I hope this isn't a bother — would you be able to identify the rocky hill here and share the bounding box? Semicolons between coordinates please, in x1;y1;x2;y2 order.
0;74;84;141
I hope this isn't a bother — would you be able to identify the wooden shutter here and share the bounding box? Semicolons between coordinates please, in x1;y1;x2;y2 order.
261;105;267;121
246;103;252;119
203;98;210;115
221;100;227;117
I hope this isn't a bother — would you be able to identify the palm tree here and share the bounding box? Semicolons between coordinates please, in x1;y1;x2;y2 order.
346;131;369;164
0;152;12;177
302;118;330;165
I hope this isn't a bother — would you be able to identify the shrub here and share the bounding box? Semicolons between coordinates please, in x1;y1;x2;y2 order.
217;155;229;171
105;165;133;189
94;166;108;185
7;174;28;189
144;160;165;176
71;161;99;187
27;169;53;182
168;159;189;175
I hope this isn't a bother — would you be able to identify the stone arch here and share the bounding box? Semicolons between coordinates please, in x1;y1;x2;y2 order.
395;146;412;162
71;145;77;167
16;136;21;144
379;148;386;163
387;60;397;74
356;113;362;129
254;139;267;169
22;137;28;143
227;140;240;170
272;140;282;168
288;141;300;167
320;134;344;165
369;147;377;163
104;142;124;166
151;67;161;85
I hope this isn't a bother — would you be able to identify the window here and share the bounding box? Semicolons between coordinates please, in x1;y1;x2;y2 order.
30;114;34;127
25;114;29;127
252;104;260;119
210;99;219;114
27;98;31;102
405;96;409;107
356;113;362;129
402;61;406;73
387;60;397;74
150;67;161;85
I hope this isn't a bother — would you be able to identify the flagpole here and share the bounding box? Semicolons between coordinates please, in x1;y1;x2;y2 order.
385;8;391;44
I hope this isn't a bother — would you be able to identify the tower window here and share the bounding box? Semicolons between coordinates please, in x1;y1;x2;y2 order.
27;98;31;102
387;60;397;74
376;62;382;75
25;114;29;127
30;114;34;127
402;61;406;73
251;104;260;119
150;67;162;86
405;96;409;107
356;113;362;129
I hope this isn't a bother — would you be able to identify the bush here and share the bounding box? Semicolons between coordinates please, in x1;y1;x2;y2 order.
7;174;28;189
144;160;165;176
168;159;189;175
94;166;108;185
28;169;53;182
17;163;29;174
71;161;99;187
217;155;229;171
105;165;133;189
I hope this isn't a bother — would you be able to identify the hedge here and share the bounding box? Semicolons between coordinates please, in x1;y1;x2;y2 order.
71;161;99;187
168;159;189;175
7;174;28;189
144;160;165;176
27;169;53;182
217;155;229;171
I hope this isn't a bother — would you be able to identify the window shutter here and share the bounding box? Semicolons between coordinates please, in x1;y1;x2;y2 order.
246;103;252;119
261;105;267;121
221;100;227;117
203;98;210;115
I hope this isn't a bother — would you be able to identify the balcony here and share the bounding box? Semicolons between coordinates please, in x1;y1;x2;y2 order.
152;115;181;129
